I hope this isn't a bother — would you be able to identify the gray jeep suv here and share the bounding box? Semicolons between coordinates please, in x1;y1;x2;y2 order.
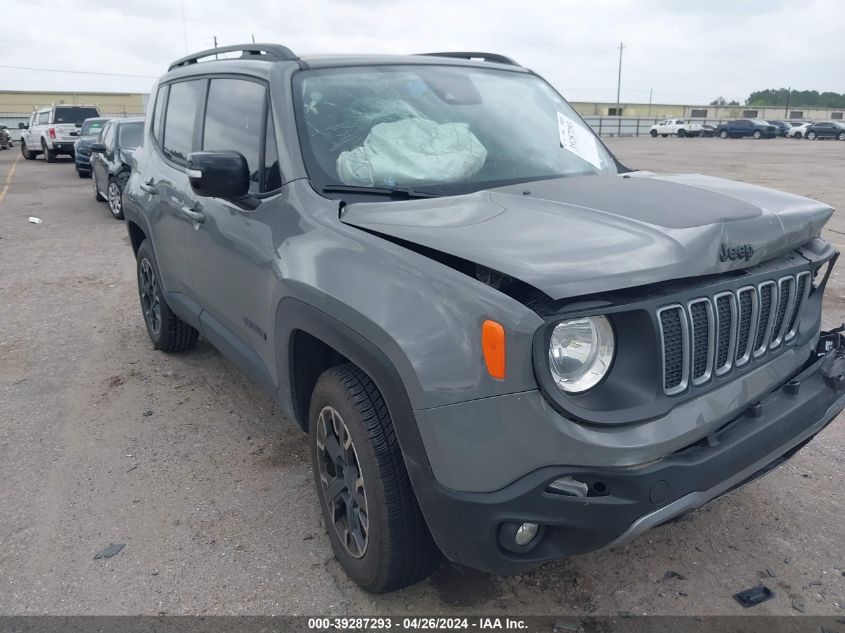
122;44;845;593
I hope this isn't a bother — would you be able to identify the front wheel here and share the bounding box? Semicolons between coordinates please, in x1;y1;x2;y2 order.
650;129;658;137
720;130;729;139
807;131;817;140
838;132;845;141
794;132;803;139
135;240;199;353
107;176;126;220
309;364;440;593
20;142;35;160
752;130;762;139
677;129;686;138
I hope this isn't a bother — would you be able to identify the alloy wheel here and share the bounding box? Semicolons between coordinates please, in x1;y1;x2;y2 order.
138;258;162;336
315;405;369;558
108;181;122;216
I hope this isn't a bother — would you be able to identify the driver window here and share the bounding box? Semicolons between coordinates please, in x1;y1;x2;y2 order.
202;78;266;194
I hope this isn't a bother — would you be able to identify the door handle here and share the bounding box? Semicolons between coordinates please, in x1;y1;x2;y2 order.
140;179;158;195
181;205;205;224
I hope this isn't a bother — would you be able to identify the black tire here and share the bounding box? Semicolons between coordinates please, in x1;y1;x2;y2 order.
77;169;89;179
135;240;199;353
807;131;817;140
661;134;668;138
650;129;658;137
92;170;106;201
794;132;803;139
720;130;729;139
41;139;56;163
677;129;686;138
839;132;845;141
21;142;35;160
752;130;762;139
107;175;127;220
309;364;440;593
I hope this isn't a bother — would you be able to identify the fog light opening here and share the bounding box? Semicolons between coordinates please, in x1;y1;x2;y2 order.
515;522;539;546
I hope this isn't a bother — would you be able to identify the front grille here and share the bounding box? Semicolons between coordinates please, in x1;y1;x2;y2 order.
657;271;811;395
657;306;688;394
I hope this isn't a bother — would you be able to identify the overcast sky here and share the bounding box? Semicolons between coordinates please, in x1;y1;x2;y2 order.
2;0;843;105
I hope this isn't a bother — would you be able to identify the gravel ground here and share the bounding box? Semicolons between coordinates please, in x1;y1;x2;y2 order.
0;137;843;617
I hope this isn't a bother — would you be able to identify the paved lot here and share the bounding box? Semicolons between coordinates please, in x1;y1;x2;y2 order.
0;137;843;617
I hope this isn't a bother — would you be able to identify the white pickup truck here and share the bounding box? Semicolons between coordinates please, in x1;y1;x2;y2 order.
19;104;101;162
649;118;704;138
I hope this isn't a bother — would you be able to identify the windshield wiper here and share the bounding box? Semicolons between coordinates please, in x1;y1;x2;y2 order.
321;184;438;199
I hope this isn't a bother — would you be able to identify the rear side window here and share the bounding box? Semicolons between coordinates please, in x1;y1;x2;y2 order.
37;111;49;125
163;80;203;165
202;78;266;193
151;85;168;142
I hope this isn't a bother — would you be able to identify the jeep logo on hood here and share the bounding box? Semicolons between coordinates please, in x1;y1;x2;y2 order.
720;243;754;263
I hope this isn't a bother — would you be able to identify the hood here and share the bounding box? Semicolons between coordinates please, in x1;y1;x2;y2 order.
340;173;833;300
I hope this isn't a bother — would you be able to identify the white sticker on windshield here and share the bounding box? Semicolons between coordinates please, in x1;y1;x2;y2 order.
557;112;602;169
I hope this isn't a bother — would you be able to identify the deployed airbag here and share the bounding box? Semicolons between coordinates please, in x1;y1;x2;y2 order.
336;117;487;187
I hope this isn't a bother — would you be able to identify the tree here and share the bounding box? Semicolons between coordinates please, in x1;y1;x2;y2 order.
746;88;845;108
710;97;741;106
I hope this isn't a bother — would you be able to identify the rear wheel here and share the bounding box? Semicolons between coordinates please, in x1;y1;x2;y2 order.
135;240;199;353
309;364;440;593
650;129;658;137
41;139;56;163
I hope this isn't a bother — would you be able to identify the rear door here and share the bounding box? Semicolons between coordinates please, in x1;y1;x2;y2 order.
182;76;284;391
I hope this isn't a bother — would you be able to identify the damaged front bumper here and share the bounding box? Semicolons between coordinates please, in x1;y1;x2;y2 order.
413;329;845;574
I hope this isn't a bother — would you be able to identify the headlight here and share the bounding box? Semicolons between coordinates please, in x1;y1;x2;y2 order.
548;316;614;393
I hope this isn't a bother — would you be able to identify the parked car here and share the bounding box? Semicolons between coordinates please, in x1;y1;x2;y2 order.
74;117;111;177
649;118;703;137
19;104;101;162
715;119;778;139
123;44;844;593
787;122;811;139
90;117;144;219
0;124;11;149
767;120;792;136
699;123;717;137
805;121;845;141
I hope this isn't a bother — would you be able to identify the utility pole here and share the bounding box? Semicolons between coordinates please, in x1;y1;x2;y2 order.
251;34;256;44
648;87;653;117
616;42;624;115
213;35;218;59
784;87;791;118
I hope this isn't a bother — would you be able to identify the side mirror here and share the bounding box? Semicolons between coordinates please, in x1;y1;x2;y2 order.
18;122;28;130
186;151;257;209
90;143;107;153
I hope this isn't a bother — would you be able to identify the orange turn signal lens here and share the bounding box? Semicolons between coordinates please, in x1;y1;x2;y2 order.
482;320;506;380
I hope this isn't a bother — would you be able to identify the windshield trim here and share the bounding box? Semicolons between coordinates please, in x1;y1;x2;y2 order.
291;64;627;201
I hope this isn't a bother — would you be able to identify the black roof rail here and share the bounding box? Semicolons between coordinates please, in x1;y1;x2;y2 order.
418;52;521;67
168;43;299;71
